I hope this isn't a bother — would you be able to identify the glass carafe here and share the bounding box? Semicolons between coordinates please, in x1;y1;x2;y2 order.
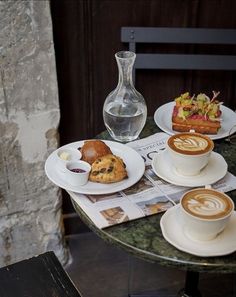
103;51;147;142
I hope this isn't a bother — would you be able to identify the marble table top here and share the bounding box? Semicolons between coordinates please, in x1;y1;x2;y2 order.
71;117;236;273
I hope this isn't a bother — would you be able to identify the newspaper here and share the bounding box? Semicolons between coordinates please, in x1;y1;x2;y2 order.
68;132;236;229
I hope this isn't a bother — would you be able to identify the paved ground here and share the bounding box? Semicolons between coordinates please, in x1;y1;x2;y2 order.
65;232;234;297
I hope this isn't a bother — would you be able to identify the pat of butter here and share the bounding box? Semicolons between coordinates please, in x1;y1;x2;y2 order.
59;151;70;161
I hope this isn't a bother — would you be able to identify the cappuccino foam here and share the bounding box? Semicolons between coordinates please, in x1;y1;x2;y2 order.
182;189;233;220
168;133;213;155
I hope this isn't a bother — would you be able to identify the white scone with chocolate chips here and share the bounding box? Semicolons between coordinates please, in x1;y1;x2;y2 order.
89;154;128;183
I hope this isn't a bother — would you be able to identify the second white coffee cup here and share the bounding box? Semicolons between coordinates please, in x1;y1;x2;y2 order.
179;188;234;241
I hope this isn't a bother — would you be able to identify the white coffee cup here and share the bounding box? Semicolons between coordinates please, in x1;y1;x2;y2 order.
167;132;214;176
179;188;234;241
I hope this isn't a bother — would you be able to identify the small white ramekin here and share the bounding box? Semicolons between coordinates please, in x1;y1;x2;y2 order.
65;160;91;186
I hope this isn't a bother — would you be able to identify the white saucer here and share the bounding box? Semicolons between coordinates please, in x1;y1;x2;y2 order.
151;150;228;187
160;205;236;257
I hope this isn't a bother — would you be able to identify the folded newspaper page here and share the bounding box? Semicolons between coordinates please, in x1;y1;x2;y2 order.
68;132;236;229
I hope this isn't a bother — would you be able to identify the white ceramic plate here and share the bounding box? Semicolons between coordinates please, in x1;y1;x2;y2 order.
161;205;236;257
45;140;145;195
151;150;227;187
154;102;236;140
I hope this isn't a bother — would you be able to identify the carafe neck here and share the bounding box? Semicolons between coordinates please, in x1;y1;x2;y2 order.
115;51;135;88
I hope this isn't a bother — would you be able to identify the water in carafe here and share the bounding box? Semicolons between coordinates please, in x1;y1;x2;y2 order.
103;101;146;142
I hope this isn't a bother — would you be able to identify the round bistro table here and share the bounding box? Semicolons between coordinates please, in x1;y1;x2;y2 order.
71;117;236;297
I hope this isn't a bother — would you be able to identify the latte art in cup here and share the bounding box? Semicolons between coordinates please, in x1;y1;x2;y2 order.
167;132;214;176
173;135;208;152
182;189;234;220
168;133;214;155
180;188;235;241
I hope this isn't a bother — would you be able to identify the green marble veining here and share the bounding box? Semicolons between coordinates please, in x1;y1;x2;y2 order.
74;118;236;273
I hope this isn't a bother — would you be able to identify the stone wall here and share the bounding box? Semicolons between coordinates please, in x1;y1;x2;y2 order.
0;0;68;266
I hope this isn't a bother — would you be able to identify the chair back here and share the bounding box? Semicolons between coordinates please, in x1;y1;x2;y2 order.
121;27;236;83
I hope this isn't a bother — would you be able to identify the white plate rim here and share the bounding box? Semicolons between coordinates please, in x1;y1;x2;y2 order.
160;205;236;257
151;150;228;187
45;140;145;195
154;102;236;140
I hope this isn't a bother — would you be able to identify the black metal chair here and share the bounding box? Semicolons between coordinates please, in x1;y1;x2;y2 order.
0;251;83;297
121;27;236;83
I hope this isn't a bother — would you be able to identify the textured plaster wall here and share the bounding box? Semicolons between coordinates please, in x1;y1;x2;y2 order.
0;1;68;266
